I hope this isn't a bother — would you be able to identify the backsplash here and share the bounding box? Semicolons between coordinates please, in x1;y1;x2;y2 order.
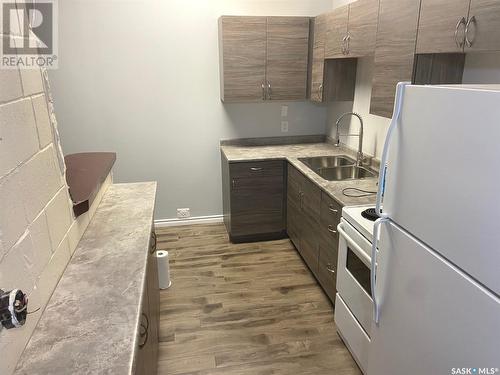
0;31;108;375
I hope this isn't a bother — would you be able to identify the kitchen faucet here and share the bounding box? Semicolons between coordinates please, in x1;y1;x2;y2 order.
334;112;364;166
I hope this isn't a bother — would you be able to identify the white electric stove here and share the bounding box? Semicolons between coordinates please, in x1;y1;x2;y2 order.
335;205;377;374
342;205;376;243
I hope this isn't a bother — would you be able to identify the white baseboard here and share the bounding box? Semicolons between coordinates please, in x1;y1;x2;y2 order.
154;214;223;228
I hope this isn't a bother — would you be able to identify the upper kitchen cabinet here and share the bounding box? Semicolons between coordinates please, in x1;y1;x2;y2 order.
345;0;379;57
310;14;357;103
218;16;310;102
218;16;267;102
465;0;500;52
266;17;310;100
310;14;327;102
324;0;379;59
416;0;471;53
416;0;500;53
324;6;349;58
369;0;421;118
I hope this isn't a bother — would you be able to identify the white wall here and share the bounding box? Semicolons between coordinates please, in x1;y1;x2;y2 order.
326;52;500;160
49;0;333;221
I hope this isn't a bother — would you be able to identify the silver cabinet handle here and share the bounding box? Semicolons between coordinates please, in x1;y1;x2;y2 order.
465;15;476;48
138;313;149;349
261;82;266;100
250;167;263;171
318;83;323;100
328;204;338;214
328;225;337;234
345;33;350;55
341;35;347;55
454;17;466;48
232;179;236;189
267;81;272;100
326;263;335;274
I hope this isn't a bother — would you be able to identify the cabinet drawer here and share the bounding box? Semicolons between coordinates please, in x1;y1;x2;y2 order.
320;191;341;224
320;192;341;243
318;236;339;302
230;160;284;179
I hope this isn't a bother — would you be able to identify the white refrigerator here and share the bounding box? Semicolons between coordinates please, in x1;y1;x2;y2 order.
368;83;500;375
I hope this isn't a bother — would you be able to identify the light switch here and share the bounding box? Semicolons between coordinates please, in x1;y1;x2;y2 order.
281;105;288;117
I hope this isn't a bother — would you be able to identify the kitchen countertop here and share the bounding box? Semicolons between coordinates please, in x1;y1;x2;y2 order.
221;142;378;206
14;182;157;375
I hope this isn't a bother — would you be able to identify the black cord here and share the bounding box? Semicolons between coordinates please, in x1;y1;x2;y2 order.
27;307;40;315
342;187;377;197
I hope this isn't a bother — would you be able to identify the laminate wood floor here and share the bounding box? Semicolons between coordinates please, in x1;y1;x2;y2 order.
156;223;361;375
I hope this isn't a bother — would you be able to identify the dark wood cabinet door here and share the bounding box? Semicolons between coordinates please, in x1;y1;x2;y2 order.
347;0;379;57
287;163;302;247
301;174;321;222
266;17;310;100
299;175;321;277
370;0;421;118
325;6;349;58
286;201;301;249
219;16;267;102
466;0;500;52
317;192;342;303
310;14;327;102
416;0;470;53
300;214;320;277
230;161;285;238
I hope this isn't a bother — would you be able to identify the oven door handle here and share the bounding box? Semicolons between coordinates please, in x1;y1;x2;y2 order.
371;217;389;325
337;223;371;266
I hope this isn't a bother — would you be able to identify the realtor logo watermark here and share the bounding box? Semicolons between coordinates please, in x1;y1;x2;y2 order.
1;1;58;69
451;368;499;374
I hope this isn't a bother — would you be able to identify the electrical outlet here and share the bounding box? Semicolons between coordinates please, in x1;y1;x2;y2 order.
281;121;289;133
177;208;190;218
281;105;288;117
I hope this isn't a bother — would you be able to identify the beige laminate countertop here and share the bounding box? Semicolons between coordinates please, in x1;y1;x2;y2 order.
14;182;157;375
221;142;379;207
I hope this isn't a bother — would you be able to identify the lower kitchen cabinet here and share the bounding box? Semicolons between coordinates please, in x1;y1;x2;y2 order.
318;192;342;301
222;155;286;242
134;231;160;375
287;163;342;304
287;164;320;277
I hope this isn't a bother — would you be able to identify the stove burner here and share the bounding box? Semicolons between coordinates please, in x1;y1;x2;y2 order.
361;208;379;222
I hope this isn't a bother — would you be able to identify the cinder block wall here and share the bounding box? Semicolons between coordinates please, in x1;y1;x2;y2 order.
0;65;80;372
0;10;107;371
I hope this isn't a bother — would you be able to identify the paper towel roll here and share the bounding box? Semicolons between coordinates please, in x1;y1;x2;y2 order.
156;250;171;289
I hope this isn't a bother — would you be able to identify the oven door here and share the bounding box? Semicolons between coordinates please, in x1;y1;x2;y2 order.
336;218;373;335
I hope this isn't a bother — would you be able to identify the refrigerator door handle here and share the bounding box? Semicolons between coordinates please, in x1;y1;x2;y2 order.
371;217;389;324
375;82;410;218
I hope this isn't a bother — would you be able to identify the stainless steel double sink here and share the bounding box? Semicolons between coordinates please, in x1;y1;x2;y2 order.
299;155;378;181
